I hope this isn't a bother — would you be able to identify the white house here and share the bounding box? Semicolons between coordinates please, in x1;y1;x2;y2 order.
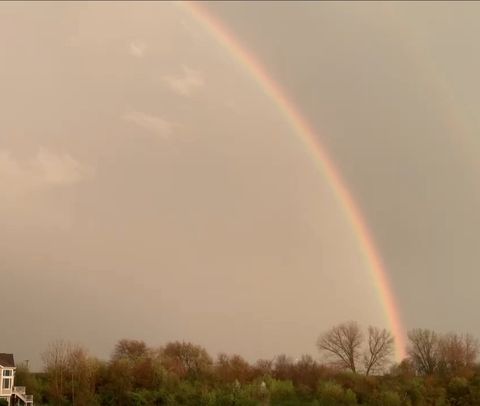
0;354;33;406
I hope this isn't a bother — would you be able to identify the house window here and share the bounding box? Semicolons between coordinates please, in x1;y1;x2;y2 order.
3;379;10;389
3;370;12;376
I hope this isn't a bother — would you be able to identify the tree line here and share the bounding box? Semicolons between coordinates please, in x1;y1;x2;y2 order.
317;322;479;378
13;322;480;405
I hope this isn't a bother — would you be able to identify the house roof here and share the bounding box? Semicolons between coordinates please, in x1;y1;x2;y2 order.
0;354;15;367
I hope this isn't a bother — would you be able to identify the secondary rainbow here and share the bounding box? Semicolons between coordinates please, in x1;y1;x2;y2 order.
180;1;407;360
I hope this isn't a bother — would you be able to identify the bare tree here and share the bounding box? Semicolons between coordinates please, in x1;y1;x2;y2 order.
407;328;439;375
111;339;150;362
215;353;252;383
66;346;99;406
42;340;71;403
161;341;212;379
363;326;394;376
438;333;479;376
463;333;479;366
317;321;363;373
42;340;98;406
273;354;294;380
292;355;326;390
253;359;274;378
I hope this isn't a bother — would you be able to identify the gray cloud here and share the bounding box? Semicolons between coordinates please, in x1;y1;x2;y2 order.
163;65;205;97
0;148;93;197
123;111;176;138
128;40;147;58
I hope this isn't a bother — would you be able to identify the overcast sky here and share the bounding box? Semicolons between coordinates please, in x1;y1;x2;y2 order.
2;2;480;369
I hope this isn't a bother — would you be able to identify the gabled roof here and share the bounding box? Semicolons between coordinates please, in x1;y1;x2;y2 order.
0;354;15;367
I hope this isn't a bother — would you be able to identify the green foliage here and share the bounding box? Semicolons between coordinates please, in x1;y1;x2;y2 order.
403;378;425;405
376;390;402;406
268;378;295;398
317;381;357;405
447;376;471;405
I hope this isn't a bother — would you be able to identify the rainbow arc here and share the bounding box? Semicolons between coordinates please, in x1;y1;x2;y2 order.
180;1;406;361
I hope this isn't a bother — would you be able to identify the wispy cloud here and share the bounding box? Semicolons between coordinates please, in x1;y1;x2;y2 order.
0;148;93;197
163;65;204;97
128;40;147;58
123;111;175;138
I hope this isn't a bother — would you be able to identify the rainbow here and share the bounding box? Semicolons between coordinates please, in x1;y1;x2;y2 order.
179;1;407;361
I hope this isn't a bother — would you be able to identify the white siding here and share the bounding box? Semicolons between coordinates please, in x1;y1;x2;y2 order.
0;367;15;398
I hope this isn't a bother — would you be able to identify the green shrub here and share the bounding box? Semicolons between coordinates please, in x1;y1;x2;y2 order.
377;390;402;406
318;381;357;405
